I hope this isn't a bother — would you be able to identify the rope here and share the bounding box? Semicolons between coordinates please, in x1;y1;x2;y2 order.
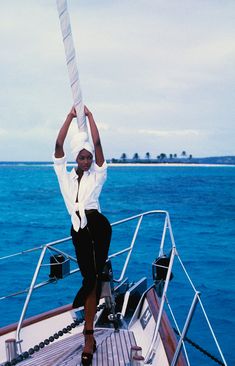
4;303;106;366
56;0;87;132
173;328;225;366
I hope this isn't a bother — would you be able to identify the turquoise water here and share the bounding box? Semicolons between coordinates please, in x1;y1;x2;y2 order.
0;164;234;365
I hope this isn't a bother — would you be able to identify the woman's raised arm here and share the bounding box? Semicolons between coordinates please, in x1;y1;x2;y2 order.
84;106;105;167
54;107;76;158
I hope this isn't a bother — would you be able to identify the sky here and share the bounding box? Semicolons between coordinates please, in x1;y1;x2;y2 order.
0;0;235;161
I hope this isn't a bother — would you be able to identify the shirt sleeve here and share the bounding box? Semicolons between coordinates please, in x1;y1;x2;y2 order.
93;161;108;184
53;154;67;177
53;154;72;213
53;154;66;165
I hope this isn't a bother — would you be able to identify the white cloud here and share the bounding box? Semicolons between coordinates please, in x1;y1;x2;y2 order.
96;122;110;131
0;128;7;137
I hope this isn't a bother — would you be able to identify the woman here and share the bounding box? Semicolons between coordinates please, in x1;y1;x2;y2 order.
53;105;112;365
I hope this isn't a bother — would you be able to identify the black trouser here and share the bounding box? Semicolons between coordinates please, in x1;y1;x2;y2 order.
71;211;112;308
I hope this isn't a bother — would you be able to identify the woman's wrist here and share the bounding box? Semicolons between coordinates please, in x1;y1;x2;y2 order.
86;112;93;119
67;112;75;120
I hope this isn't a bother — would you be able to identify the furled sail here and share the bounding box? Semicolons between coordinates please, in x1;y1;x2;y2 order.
56;0;87;132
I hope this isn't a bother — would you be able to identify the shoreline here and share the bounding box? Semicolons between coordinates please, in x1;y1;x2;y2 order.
107;163;235;167
0;161;234;167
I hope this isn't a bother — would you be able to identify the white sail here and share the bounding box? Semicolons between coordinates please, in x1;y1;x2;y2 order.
56;0;87;132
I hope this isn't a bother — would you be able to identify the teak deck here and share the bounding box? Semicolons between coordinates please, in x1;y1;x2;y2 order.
12;328;136;366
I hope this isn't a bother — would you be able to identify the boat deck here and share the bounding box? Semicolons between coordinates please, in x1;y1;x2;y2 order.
14;328;136;366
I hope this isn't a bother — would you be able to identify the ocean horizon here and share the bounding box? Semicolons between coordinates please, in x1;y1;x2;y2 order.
0;159;235;167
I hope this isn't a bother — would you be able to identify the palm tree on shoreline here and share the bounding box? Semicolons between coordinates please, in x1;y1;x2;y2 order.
133;153;140;161
145;152;150;160
120;153;127;162
157;153;167;160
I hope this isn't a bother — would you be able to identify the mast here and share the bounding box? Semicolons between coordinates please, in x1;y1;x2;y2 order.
56;0;87;132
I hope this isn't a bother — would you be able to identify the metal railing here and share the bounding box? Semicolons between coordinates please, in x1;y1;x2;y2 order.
10;210;165;351
0;210;227;365
143;212;227;366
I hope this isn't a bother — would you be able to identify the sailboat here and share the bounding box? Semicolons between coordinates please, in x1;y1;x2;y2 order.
0;210;227;365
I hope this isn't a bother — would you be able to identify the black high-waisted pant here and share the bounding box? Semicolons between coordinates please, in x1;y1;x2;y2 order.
71;211;112;308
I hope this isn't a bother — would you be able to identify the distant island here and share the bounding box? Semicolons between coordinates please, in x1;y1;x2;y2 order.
107;154;235;165
0;155;235;166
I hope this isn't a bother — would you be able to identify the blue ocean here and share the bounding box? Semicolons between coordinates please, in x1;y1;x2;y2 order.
0;163;234;365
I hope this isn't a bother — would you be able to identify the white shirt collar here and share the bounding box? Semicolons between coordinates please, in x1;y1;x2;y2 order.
71;167;91;180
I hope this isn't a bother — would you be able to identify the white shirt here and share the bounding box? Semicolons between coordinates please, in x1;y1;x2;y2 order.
53;155;107;232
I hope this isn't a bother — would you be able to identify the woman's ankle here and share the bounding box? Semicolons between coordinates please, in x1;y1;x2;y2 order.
84;329;94;335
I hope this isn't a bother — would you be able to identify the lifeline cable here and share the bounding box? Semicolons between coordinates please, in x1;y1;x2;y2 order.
173;328;225;366
56;0;87;132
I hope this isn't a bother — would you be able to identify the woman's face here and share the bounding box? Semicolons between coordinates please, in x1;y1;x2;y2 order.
76;149;93;171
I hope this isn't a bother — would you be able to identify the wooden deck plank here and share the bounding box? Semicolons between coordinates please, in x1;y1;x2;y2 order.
70;329;135;366
115;332;126;365
17;333;83;366
123;330;135;359
3;328;136;366
106;335;115;366
120;329;132;362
